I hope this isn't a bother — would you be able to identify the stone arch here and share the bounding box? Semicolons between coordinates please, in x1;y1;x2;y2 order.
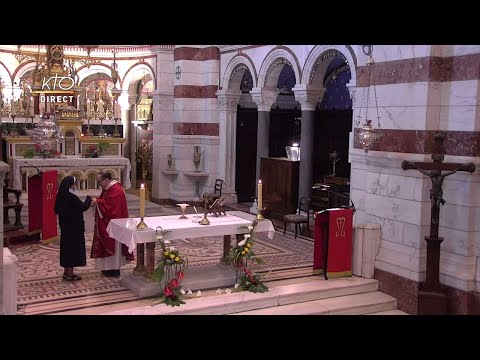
123;62;156;95
302;45;357;86
77;63;122;89
60;126;81;137
12;60;36;84
257;46;301;89
222;54;258;90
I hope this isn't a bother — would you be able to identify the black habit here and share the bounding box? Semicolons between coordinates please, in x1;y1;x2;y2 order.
54;176;92;268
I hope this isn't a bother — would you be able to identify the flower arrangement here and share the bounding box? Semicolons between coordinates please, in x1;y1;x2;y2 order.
151;227;189;306
23;144;61;158
229;220;269;293
83;142;110;158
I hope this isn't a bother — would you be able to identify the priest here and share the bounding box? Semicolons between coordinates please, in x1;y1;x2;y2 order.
91;171;134;277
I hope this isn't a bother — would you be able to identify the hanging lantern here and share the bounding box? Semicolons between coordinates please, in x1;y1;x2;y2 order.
354;45;382;154
356;120;382;153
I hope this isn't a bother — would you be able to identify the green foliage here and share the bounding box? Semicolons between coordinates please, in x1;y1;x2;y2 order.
229;220;268;293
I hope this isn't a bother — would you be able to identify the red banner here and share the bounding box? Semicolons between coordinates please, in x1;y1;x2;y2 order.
313;208;353;278
28;170;58;242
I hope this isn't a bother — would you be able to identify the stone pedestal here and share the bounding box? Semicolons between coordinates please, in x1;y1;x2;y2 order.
121;263;237;298
352;223;381;279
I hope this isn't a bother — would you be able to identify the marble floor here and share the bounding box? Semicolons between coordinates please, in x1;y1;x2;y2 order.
8;206;315;315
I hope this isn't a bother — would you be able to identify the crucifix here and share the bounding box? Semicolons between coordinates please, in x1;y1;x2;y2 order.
402;132;475;314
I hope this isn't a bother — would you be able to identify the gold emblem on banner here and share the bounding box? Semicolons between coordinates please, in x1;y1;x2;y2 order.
336;216;346;237
46;182;54;200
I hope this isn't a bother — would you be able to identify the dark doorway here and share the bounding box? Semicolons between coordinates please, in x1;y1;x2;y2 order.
314;109;352;182
269;107;302;158
235;106;258;203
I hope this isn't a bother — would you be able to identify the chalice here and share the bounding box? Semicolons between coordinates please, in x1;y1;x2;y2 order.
177;203;190;219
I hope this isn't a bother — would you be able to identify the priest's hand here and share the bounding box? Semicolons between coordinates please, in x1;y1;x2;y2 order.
90;197;97;207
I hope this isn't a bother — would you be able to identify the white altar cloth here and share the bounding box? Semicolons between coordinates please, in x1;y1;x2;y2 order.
12;156;132;190
107;211;275;253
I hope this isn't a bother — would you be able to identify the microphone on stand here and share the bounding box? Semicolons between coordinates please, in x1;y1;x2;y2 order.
23;161;42;175
312;184;356;212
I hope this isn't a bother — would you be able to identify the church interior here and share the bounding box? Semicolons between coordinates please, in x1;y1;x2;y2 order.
0;45;479;315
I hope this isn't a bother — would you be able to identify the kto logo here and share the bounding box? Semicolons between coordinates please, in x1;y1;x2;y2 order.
41;74;75;91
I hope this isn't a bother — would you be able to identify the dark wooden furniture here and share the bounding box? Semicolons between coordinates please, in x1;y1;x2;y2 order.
260;157;299;219
3;185;24;232
203;178;223;202
283;197;311;238
311;176;350;212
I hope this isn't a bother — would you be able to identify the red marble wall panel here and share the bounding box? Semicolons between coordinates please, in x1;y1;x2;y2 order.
174;123;219;136
353;129;480;156
174;85;218;98
174;47;220;61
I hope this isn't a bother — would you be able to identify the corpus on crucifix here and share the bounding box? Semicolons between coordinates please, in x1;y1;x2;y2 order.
402;132;475;314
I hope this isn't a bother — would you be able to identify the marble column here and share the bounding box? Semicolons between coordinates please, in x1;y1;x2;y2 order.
152;91;174;200
216;90;241;203
293;85;325;201
0;160;10;315
251;88;279;186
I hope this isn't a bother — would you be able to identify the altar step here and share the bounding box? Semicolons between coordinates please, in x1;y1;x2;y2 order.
99;276;407;315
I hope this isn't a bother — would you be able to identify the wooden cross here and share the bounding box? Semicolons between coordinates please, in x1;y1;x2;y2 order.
401;132;475;314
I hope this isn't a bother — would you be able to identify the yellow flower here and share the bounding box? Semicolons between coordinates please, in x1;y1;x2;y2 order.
175;256;180;262
164;251;169;256
170;254;175;259
241;251;246;255
244;248;249;253
247;243;252;248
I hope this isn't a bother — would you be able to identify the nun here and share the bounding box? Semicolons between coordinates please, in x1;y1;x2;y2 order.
54;176;92;281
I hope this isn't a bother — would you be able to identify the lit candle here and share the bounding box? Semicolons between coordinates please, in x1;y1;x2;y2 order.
257;179;263;210
139;183;145;218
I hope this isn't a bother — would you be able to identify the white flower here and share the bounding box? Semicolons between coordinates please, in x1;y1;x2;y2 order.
244;234;251;240
196;290;202;297
234;283;240;289
216;288;223;294
225;289;232;294
180;288;186;295
186;289;193;295
237;239;247;246
164;240;171;244
169;246;176;251
247;226;254;232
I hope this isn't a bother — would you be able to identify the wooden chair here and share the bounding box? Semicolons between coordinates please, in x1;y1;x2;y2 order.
283;197;311;239
3;180;24;232
203;179;224;201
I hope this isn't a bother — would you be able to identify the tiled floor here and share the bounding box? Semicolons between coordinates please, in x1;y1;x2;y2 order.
9;206;315;315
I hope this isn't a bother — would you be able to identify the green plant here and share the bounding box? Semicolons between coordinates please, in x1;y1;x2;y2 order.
22;148;36;158
151;228;189;307
229;220;269;293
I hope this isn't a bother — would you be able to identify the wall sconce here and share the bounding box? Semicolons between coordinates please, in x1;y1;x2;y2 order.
354;45;382;153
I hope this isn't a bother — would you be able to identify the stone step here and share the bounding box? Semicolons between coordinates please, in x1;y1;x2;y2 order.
233;291;397;315
366;309;409;315
100;276;388;315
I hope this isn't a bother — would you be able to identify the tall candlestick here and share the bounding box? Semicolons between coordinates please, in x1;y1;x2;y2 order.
257;179;263;211
139;183;145;218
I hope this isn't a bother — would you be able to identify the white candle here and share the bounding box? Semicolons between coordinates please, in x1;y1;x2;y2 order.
140;184;145;217
11;99;16;115
257;179;263;211
87;100;91;119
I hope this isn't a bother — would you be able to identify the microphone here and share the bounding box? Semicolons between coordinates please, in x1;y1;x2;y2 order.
312;184;356;212
23;161;42;175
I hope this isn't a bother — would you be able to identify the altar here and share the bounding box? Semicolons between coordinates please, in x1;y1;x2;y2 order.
12;156;132;192
106;211;275;297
